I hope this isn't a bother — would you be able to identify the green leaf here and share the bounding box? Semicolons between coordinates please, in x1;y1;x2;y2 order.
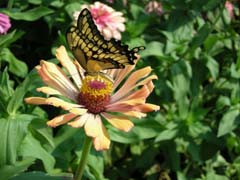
216;96;231;110
0;30;24;48
206;170;229;180
109;119;161;144
30;119;55;149
204;54;219;80
189;23;211;51
19;133;55;172
140;41;164;57
10;171;73;180
0;69;14;115
154;122;178;142
28;0;42;5
3;7;54;21
170;61;192;119
217;108;240;137
7;71;39;115
0;48;28;78
0;115;33;167
0;157;35;180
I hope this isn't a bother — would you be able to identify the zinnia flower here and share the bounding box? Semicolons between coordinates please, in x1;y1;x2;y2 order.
0;13;11;35
145;1;163;16
25;46;159;151
73;2;125;40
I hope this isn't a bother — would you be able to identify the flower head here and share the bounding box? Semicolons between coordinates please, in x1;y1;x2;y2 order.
73;2;125;40
145;1;163;16
25;46;159;151
0;13;11;35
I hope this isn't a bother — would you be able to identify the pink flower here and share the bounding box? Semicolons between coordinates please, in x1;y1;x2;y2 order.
0;13;11;34
225;1;234;18
145;1;163;16
74;2;125;40
25;46;160;151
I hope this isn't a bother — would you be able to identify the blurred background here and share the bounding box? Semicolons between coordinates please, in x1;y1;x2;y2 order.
0;0;239;179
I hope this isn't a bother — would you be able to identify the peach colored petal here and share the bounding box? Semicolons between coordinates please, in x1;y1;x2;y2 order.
84;114;100;138
117;111;146;118
68;113;89;128
112;65;136;90
25;97;47;104
108;98;145;108
111;67;152;102
113;81;155;104
134;103;160;112
106;103;147;118
25;97;84;111
92;115;110;151
47;113;77;127
56;46;82;87
111;74;157;103
37;87;61;95
45;97;82;110
69;108;88;115
37;60;78;101
101;112;134;132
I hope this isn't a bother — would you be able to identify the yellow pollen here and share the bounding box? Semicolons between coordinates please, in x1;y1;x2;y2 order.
80;74;113;96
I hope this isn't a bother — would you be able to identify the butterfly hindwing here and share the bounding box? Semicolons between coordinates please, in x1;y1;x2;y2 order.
66;8;144;73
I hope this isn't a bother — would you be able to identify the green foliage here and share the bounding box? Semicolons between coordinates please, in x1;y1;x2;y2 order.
0;0;240;179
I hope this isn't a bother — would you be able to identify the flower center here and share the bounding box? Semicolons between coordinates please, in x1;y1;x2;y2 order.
78;74;113;114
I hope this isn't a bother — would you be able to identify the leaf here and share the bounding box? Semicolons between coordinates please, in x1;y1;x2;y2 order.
19;133;55;172
0;30;24;48
7;71;40;115
204;54;219;80
3;7;54;21
75;150;107;180
140;41;164;57
206;170;229;180
0;69;14;115
189;23;211;51
0;115;33;167
171;61;192;119
217;108;240;137
10;171;73;180
108;119;161;144
0;157;35;180
0;48;28;78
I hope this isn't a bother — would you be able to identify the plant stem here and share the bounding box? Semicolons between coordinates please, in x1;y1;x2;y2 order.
74;136;92;180
7;0;14;10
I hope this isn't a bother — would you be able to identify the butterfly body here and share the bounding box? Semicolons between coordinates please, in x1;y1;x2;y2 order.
66;8;144;74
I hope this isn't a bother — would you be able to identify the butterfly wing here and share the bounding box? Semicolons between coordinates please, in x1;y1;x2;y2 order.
66;8;144;73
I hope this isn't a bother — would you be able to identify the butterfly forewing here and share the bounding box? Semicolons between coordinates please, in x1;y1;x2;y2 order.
66;8;145;73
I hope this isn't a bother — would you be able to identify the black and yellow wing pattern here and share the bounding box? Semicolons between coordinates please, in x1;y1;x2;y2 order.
66;8;144;73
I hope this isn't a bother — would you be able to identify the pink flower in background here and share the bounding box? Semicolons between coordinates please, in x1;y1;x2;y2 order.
0;13;11;34
25;46;160;151
145;1;163;16
74;2;125;40
225;1;234;18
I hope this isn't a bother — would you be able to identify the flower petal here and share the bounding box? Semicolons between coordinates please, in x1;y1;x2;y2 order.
84;114;100;138
47;113;77;127
102;112;134;132
56;46;82;88
37;60;78;101
134;103;160;112
111;67;153;102
92;115;110;151
68;113;89;128
25;97;84;112
37;87;61;95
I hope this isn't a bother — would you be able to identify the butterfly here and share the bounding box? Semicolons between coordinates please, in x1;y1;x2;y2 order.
66;8;144;74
